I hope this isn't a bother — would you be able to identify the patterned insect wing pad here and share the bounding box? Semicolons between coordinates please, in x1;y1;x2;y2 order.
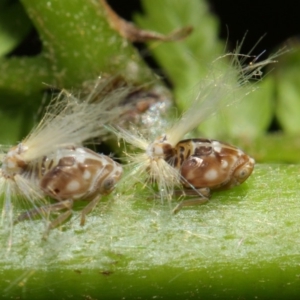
173;139;255;191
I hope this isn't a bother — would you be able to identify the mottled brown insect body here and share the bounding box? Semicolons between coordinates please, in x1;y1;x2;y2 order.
39;146;122;201
115;46;279;213
147;137;254;212
11;145;122;234
171;139;254;191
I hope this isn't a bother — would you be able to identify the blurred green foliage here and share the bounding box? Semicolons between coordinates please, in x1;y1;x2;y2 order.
1;0;300;161
135;0;300;162
0;0;155;143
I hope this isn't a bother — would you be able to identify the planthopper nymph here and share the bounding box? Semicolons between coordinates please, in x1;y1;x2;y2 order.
150;136;254;213
110;43;282;213
0;78;128;242
9;145;123;234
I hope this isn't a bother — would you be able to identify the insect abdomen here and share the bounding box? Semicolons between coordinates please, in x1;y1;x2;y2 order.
39;147;122;201
22;146;122;202
173;139;255;190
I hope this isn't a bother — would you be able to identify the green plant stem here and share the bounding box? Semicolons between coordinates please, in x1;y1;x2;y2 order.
0;0;161;142
19;0;154;88
1;164;300;298
0;0;156;106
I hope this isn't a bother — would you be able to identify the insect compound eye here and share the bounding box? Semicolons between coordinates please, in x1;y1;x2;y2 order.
234;159;254;183
238;168;248;179
102;177;116;192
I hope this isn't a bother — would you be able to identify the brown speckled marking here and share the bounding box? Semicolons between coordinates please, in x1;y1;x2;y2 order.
147;135;254;211
172;139;254;191
40;148;122;201
149;135;254;197
160;138;255;213
160;138;254;203
15;146;123;235
146;134;253;213
194;144;212;157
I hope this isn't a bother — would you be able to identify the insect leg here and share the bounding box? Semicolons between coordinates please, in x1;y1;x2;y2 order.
172;187;211;214
80;196;102;226
42;208;73;240
173;187;211;197
14;199;73;224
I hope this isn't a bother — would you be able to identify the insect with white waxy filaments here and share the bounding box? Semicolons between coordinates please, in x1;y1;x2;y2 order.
0;79;127;241
111;44;281;212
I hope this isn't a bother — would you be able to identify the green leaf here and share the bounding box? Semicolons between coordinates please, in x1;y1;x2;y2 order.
0;0;158;106
0;1;32;56
225;133;300;163
276;48;300;134
136;0;276;139
1;164;300;298
199;76;275;139
0;56;50;101
0;0;162;141
20;0;154;88
0;107;27;144
135;0;223;102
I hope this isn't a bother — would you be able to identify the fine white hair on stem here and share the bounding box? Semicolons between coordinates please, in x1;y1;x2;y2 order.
110;42;284;203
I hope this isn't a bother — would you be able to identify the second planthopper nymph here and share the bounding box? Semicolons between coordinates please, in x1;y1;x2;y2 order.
147;136;254;213
171;138;254;191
